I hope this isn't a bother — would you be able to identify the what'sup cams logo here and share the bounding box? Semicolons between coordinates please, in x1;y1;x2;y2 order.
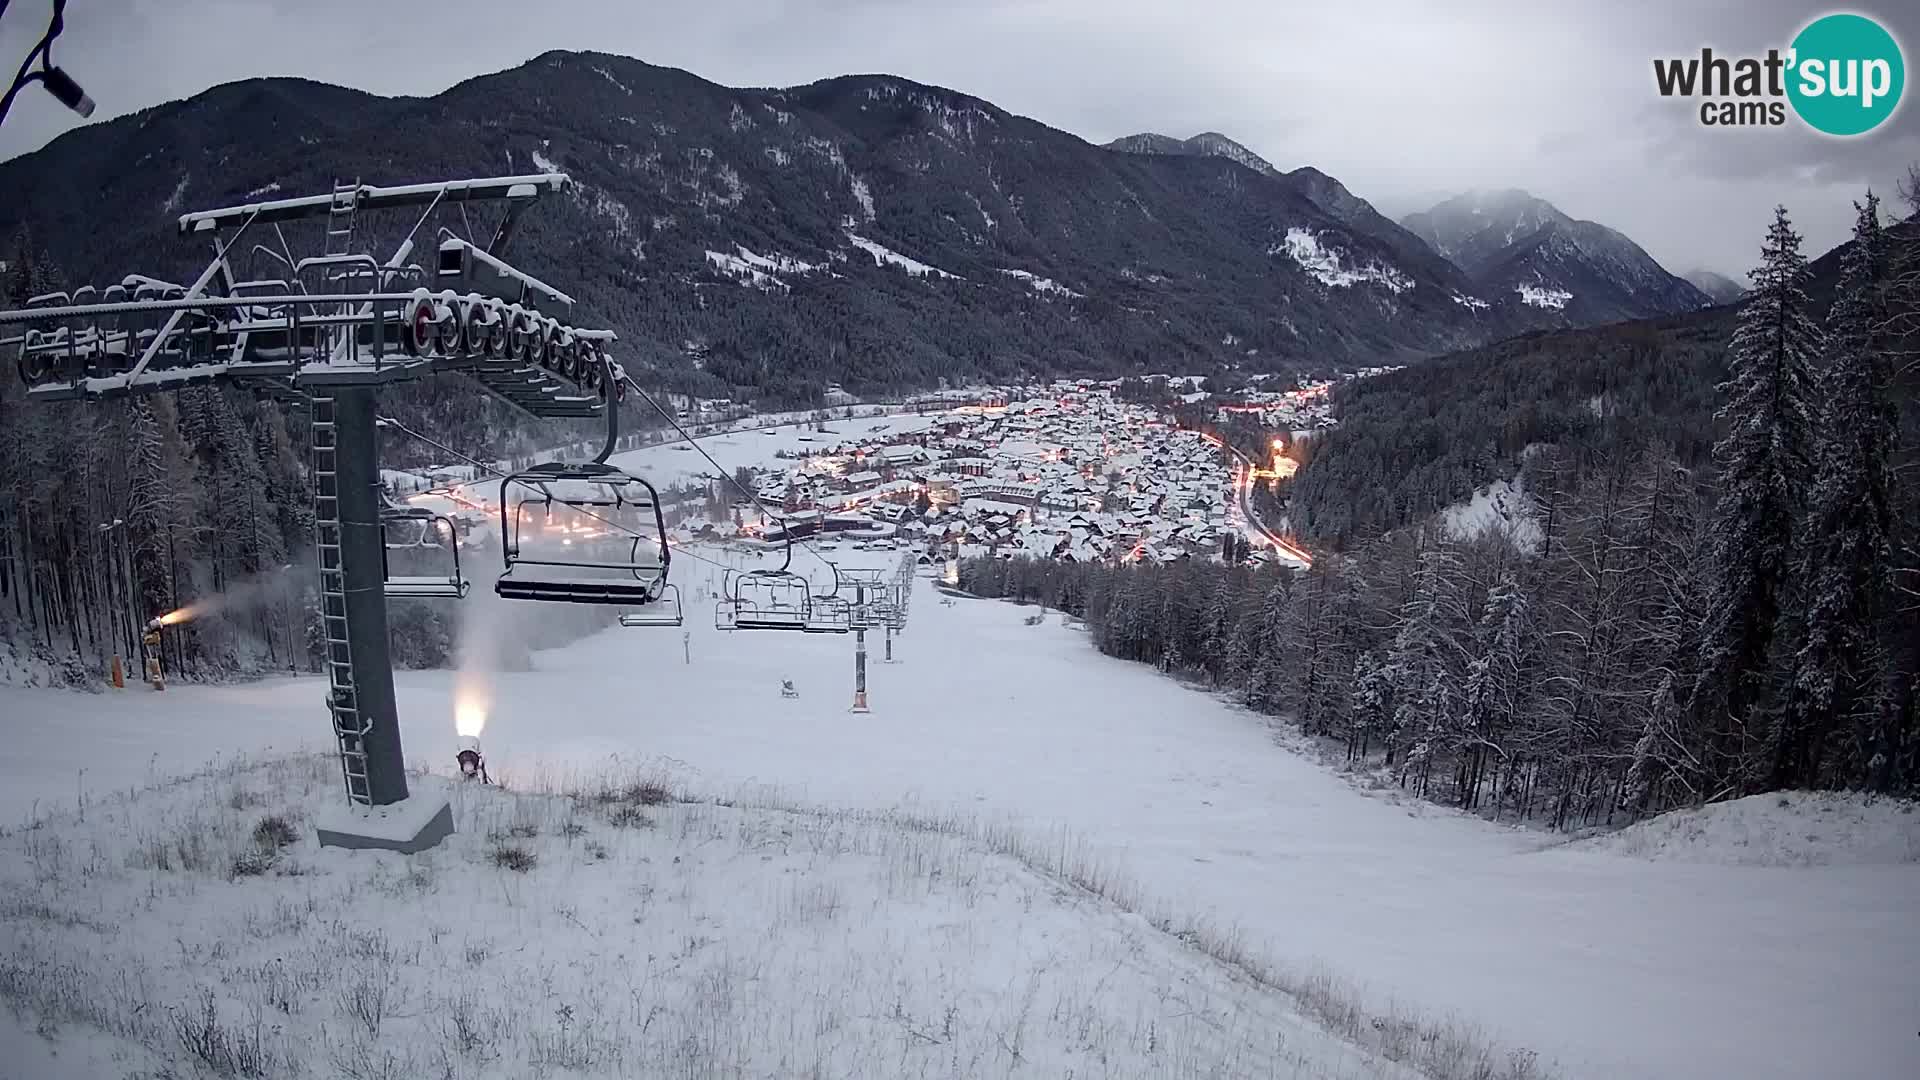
1654;12;1905;135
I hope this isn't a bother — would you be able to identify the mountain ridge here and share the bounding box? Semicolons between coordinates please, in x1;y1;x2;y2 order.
1;53;1651;404
1684;269;1747;304
1401;189;1710;325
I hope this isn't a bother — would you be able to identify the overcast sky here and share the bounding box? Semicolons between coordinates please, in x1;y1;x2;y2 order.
2;0;1915;277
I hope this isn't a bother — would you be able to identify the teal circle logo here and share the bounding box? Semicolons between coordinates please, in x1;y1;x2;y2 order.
1787;13;1905;136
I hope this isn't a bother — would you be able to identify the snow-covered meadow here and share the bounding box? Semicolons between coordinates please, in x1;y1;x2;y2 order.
0;755;1421;1080
2;563;1917;1079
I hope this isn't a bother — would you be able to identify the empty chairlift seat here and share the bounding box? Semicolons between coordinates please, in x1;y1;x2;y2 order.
495;461;673;606
716;570;840;632
381;505;469;599
618;584;684;628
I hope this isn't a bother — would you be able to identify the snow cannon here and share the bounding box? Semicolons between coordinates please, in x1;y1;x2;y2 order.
140;624;165;691
456;735;490;784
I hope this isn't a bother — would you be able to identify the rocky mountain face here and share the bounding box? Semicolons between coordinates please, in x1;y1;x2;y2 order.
1401;189;1711;326
3;55;1599;404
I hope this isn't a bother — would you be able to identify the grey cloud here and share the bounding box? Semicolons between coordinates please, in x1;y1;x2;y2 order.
1;0;1914;279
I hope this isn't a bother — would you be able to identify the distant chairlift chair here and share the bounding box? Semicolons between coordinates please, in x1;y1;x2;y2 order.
381;505;469;599
714;565;851;634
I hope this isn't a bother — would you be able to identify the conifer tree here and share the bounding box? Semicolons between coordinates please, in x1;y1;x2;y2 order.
1689;206;1821;794
1778;194;1896;788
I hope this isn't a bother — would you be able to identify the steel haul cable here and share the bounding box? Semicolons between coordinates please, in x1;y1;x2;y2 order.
619;374;843;585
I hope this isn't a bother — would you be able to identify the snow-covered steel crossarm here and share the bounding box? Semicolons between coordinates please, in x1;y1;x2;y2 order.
177;173;569;234
0;292;444;323
437;239;575;312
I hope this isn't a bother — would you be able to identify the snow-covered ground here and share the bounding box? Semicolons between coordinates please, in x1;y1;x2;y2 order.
1276;228;1414;293
1440;478;1542;553
845;233;961;279
0;755;1408;1080
3;565;1917;1079
1572;790;1920;867
1514;283;1573;310
603;413;936;490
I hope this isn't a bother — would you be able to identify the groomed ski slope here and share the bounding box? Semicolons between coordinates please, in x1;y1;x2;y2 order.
3;560;1917;1080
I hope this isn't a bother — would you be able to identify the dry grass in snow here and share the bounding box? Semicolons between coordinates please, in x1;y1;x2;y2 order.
0;754;1553;1080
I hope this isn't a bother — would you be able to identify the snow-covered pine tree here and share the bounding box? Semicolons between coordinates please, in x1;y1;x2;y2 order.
1349;648;1393;763
1386;543;1466;779
1199;572;1237;687
1245;574;1293;708
1458;571;1531;810
1280;561;1348;737
1689;206;1821;796
1777;193;1897;789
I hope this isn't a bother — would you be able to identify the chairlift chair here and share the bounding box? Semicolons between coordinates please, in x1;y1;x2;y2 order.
381;505;469;599
496;460;672;605
618;584;684;627
802;594;853;633
715;568;814;631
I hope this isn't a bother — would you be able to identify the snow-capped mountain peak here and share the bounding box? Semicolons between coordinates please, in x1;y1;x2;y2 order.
1401;189;1710;326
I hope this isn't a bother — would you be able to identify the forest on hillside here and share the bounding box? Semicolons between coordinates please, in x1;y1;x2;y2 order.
963;179;1920;813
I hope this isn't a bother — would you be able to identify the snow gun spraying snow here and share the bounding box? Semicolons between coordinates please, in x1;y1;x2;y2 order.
455;735;490;784
454;695;491;783
139;615;174;691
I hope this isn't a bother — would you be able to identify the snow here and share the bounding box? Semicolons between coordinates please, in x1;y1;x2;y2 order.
162;174;190;214
849;175;875;221
1574;790;1920;867
846;233;960;279
311;780;451;843
590;64;631;94
2;569;1916;1080
1276;228;1413;293
243;181;280;199
1515;282;1573;309
730;245;822;276
703;250;788;291
604;413;936;490
1441;478;1543;553
968;192;996;229
1451;292;1490;311
586;189;641;259
380;467;434;493
997;268;1082;298
0;754;1405;1080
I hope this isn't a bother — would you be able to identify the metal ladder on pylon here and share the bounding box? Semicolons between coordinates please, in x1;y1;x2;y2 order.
312;393;372;804
322;179;361;364
325;178;360;258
